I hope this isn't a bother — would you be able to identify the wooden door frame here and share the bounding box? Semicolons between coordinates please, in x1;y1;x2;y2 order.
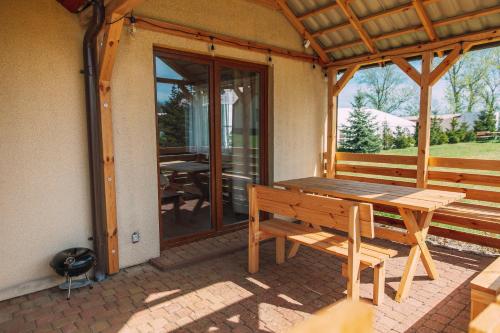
153;47;269;250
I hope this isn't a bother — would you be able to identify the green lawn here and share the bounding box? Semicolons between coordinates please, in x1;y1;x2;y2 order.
381;141;500;159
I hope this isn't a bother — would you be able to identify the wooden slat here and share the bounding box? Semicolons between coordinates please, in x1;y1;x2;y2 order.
336;152;418;165
254;185;375;238
336;164;417;179
276;177;465;212
336;174;416;188
428;185;500;204
374;215;500;248
471;257;500;295
336;0;377;54
428;170;500;187
259;220;386;266
429;157;500;172
275;0;330;64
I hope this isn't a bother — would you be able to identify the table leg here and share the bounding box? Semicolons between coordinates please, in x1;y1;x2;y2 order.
396;208;437;302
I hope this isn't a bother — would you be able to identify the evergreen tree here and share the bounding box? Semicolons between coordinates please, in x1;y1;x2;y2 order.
430;117;448;145
474;107;496;133
339;93;382;153
381;121;394;150
446;117;461;144
158;85;190;147
393;126;415;149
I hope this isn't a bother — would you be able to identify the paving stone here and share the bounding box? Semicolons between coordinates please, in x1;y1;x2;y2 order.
0;230;494;333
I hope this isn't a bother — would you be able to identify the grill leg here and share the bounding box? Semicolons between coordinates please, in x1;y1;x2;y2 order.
85;273;93;289
67;277;72;300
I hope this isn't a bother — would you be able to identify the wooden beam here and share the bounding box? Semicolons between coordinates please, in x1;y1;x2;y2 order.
326;68;338;178
416;51;433;188
97;15;124;275
245;0;280;10
412;0;438;43
328;27;500;69
391;57;421;85
336;0;377;54
298;2;340;21
105;0;144;18
332;64;360;95
312;22;351;38
412;0;443;57
429;45;462;85
275;0;330;63
97;0;145;274
134;17;319;64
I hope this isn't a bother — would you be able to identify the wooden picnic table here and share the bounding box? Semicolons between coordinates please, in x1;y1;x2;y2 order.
275;177;466;302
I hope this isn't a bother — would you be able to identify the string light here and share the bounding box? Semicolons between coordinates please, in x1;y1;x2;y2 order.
267;50;273;67
209;36;215;56
303;39;311;49
128;15;137;38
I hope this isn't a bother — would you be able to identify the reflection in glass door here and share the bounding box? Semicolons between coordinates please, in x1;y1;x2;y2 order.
219;67;262;225
155;55;213;241
154;48;267;247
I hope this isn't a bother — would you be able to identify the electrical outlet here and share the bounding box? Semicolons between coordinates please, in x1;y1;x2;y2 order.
131;232;140;243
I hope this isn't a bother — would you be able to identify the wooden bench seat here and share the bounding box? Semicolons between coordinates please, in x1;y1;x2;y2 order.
260;219;397;267
435;203;500;234
247;184;397;305
470;256;500;320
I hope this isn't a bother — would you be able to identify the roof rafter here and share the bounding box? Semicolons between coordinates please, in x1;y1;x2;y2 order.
336;0;377;54
275;0;330;63
412;0;439;43
324;5;500;54
298;2;340;21
328;27;499;69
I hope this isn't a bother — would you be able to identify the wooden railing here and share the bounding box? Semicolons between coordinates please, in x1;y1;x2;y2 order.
328;152;500;249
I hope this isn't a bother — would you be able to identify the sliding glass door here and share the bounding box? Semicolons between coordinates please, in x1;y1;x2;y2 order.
154;49;267;248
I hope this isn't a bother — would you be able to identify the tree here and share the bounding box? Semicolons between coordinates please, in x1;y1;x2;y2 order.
381;121;394;150
393;126;415;149
446;117;461;144
474;107;496;132
356;65;418;114
430;117;448;145
445;49;492;114
339;93;382;153
157;85;190;147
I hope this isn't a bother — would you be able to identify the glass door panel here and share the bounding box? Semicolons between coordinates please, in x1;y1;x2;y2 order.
219;66;262;225
155;55;213;240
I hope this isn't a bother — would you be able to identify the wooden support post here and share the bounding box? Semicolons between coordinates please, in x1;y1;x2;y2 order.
248;185;260;273
97;16;123;275
416;51;433;188
347;206;361;301
326;67;338;178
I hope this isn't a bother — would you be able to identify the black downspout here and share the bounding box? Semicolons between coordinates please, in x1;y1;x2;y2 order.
83;0;107;281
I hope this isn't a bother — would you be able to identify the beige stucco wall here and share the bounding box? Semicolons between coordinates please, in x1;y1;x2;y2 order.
0;1;92;300
0;0;326;300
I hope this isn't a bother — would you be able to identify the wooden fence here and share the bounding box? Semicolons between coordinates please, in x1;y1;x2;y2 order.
330;152;500;249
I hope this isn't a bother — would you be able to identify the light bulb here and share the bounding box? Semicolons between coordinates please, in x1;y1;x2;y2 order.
128;16;137;39
303;39;311;49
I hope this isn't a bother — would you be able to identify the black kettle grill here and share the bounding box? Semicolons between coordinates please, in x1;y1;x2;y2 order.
50;247;96;299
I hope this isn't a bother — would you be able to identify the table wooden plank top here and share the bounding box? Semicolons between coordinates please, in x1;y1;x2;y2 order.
275;177;465;212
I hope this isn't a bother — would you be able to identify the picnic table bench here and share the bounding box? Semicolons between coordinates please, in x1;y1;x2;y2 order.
247;184;397;305
470;256;500;320
275;177;465;302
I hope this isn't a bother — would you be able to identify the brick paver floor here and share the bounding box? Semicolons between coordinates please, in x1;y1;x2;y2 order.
0;232;495;333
